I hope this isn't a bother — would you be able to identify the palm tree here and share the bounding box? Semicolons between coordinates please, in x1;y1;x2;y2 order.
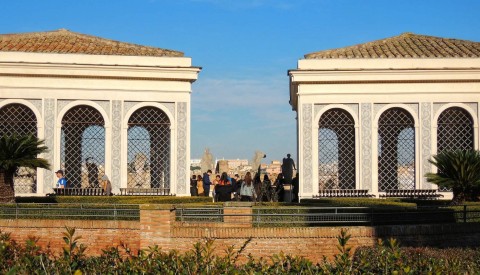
0;134;50;203
426;150;480;204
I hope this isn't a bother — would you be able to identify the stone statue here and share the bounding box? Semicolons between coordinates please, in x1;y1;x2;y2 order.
133;153;147;175
282;153;296;184
200;148;214;173
251;150;266;173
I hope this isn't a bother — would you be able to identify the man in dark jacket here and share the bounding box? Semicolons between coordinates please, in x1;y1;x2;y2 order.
202;170;212;197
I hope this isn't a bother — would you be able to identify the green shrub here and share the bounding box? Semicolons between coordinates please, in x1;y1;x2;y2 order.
16;195;213;204
0;227;479;273
299;198;416;209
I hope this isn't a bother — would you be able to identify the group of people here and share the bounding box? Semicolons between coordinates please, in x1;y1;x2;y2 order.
190;153;299;202
190;170;299;203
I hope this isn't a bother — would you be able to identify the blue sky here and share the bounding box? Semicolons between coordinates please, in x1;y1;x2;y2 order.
2;0;480;163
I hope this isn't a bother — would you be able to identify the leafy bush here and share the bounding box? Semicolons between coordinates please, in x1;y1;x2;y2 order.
300;198;416;209
0;227;479;274
16;195;213;204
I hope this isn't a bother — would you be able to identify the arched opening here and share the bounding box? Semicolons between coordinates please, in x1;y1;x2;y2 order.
436;107;474;191
127;107;171;192
437;107;474;152
60;105;105;188
378;108;415;191
0;103;38;193
318;108;355;190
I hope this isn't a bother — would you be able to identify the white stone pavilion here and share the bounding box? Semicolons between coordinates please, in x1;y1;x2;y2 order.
289;33;480;199
0;29;200;196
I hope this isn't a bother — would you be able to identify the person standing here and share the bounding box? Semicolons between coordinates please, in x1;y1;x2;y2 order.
232;174;242;201
202;170;212;197
240;172;255;201
261;174;272;202
190;175;198;196
215;172;233;202
196;175;204;196
274;173;285;202
292;173;299;203
55;170;67;188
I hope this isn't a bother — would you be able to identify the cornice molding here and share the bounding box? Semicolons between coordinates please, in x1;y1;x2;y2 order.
291;79;480;85
0;73;196;83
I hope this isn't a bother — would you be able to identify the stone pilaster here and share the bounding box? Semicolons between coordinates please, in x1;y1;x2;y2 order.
176;102;187;195
43;99;55;192
361;103;372;191
420;102;432;189
302;103;313;193
111;100;122;193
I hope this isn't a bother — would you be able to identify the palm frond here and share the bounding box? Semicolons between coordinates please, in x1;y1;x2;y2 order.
0;134;51;173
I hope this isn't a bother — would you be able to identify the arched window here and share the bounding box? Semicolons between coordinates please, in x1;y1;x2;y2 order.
378;108;415;191
0;103;38;193
437;107;474;152
127;107;171;192
436;107;474;191
318;108;355;190
60;105;105;188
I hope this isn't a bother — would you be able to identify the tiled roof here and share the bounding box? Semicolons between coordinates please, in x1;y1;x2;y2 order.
0;29;183;57
305;33;480;59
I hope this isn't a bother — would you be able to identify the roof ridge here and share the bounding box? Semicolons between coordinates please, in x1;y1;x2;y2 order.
305;33;480;59
0;29;184;57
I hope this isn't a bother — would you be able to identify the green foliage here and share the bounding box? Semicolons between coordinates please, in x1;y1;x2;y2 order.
0;227;479;273
426;150;480;203
0;134;50;174
301;198;417;209
16;195;213;204
0;134;50;203
353;239;480;274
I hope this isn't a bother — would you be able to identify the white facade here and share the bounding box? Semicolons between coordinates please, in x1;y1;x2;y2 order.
0;51;200;196
289;58;480;199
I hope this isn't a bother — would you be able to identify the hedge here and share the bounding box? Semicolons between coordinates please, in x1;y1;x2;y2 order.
15;195;213;204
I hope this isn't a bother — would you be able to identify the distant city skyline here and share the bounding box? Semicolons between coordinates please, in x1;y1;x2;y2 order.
2;0;480;163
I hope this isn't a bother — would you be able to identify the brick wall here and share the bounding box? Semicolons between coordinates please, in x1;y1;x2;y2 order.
0;219;139;256
0;204;479;263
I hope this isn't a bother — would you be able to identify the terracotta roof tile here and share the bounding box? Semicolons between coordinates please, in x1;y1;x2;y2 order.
0;29;183;57
305;33;480;59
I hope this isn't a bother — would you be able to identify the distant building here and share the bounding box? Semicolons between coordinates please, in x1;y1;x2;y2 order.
227;159;249;170
289;33;480;199
266;161;282;175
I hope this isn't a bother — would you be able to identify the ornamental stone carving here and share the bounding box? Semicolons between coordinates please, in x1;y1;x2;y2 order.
57;100;72;115
302;104;313;193
176;102;187;194
314;104;359;122
111;100;122;192
124;101;176;120
27;99;43;116
361;103;372;191
421;102;432;189
374;103;418;120
94;100;111;120
43;99;55;191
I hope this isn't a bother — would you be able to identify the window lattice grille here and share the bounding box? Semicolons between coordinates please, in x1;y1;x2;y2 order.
127;107;171;191
437;107;474;191
318;109;356;190
0;104;38;193
437;107;474;152
378;108;415;191
60;106;105;188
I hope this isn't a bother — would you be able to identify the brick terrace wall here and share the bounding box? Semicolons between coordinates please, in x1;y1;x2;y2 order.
0;219;139;256
0;204;479;263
